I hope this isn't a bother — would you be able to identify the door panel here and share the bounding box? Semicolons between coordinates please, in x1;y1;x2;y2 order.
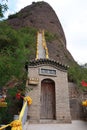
40;79;55;119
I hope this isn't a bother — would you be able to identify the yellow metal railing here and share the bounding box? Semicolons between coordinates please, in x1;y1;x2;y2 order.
36;32;39;60
0;96;32;130
82;100;87;107
42;30;49;59
36;30;49;60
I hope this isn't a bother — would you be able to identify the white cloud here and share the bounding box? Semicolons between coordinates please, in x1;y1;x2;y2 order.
56;0;87;64
15;0;33;11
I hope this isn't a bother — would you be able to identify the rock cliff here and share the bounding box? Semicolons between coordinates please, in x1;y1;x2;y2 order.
7;1;76;66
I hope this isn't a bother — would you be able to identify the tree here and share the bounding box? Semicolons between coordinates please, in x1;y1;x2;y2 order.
0;0;8;18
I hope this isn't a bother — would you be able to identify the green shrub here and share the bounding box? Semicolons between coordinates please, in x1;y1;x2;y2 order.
45;31;57;42
68;64;87;91
0;22;36;124
8;13;18;19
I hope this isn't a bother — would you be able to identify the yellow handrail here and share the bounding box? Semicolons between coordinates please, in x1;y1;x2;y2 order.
0;96;32;130
36;30;49;60
19;101;27;121
42;30;49;59
0;124;10;130
82;100;87;106
36;32;39;60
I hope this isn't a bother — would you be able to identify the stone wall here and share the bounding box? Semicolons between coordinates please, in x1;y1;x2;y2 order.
26;64;71;123
68;82;83;120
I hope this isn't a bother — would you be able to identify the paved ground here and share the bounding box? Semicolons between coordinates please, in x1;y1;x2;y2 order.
24;120;87;130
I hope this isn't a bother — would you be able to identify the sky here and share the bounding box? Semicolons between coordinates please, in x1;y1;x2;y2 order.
4;0;87;65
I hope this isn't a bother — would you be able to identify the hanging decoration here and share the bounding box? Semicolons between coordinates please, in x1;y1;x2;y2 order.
16;92;21;100
81;80;87;87
15;92;24;100
0;88;7;107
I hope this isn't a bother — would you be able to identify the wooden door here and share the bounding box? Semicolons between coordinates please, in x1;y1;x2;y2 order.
40;79;55;119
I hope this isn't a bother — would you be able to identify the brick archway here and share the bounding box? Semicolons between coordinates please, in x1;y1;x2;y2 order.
40;78;56;119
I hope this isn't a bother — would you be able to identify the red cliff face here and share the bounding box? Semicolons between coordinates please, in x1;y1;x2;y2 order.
7;1;76;66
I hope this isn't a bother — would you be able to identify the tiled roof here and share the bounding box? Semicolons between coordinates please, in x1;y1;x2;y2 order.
28;58;69;70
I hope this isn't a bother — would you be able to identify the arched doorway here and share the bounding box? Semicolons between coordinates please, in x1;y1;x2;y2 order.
40;78;56;119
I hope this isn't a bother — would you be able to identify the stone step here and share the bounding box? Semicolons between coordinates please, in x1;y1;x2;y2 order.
40;119;57;124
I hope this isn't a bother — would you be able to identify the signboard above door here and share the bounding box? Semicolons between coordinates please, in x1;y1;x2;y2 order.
39;68;56;76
